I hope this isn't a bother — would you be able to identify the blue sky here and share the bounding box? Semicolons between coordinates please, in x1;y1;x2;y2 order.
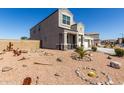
0;8;124;40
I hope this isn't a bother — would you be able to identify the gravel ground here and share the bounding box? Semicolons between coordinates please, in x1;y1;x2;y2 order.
0;49;124;85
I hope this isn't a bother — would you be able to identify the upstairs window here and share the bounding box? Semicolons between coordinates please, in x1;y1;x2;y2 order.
38;25;41;31
62;14;70;25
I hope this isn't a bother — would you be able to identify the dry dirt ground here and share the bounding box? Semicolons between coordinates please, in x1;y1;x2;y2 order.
0;49;124;85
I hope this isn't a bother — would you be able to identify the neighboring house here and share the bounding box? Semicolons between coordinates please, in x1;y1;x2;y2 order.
30;8;93;50
117;38;124;44
85;32;100;46
101;39;117;45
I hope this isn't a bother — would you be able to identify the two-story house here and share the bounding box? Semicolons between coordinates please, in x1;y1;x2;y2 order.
30;8;93;50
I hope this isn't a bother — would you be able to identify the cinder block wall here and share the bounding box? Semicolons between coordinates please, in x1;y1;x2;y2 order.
0;40;40;51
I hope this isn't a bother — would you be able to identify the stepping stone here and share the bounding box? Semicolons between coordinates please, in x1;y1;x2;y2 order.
2;67;13;72
110;61;121;69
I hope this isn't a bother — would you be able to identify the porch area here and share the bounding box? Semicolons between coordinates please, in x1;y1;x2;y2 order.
57;30;84;50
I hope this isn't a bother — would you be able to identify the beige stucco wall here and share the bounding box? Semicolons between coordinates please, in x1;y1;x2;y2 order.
30;10;64;49
0;40;40;51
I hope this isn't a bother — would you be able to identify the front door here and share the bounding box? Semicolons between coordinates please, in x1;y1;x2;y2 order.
72;35;76;48
40;40;42;48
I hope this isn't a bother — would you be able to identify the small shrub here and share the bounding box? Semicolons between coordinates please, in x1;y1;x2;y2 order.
92;46;97;52
115;48;124;57
75;47;87;59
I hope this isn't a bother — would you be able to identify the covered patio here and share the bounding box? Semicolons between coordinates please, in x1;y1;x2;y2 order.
57;29;84;50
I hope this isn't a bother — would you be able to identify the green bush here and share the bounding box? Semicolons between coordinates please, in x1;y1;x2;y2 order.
92;46;97;52
75;47;87;59
115;48;124;57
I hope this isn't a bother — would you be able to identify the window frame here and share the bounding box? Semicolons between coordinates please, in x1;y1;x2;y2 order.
62;14;70;25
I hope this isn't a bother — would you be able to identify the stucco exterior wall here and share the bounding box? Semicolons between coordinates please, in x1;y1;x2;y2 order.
0;40;40;51
30;10;62;49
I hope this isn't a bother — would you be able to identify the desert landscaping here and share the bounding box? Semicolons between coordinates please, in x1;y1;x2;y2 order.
0;42;124;85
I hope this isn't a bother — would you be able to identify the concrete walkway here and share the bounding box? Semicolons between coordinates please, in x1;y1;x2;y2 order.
97;47;116;55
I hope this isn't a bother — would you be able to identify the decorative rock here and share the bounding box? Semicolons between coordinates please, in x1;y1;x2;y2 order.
86;67;90;69
22;65;27;67
110;61;121;69
90;57;93;61
83;67;87;69
101;71;106;75
107;75;114;85
109;80;114;85
105;82;110;85
80;77;85;80
56;58;62;62
89;81;97;85
21;50;28;53
88;71;97;77
91;68;96;71
54;73;60;77
75;69;81;77
18;57;26;61
122;82;124;85
89;53;93;57
0;52;3;55
97;82;102;85
35;76;39;85
107;56;112;59
23;77;32;85
84;79;88;82
2;67;13;72
0;57;3;60
96;76;99;78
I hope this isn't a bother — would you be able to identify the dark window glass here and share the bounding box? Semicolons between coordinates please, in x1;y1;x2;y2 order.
67;20;70;25
63;19;66;24
62;14;70;25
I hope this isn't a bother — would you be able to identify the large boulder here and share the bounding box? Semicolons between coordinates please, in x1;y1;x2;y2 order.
110;61;121;69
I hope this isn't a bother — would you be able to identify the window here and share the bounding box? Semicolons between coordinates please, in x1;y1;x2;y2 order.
38;25;41;31
62;14;70;25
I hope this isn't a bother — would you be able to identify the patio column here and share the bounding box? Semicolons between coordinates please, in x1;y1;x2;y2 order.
76;34;79;48
81;35;83;47
63;32;67;50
